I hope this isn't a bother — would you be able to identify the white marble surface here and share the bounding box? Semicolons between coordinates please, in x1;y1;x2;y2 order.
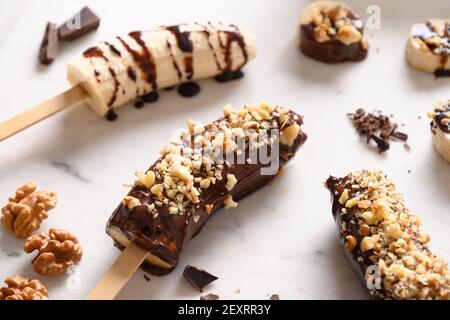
0;0;449;300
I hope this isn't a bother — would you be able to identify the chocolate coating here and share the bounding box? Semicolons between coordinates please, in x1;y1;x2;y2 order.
107;110;307;275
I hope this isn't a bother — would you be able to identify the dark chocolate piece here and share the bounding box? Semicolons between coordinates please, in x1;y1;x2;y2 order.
215;71;244;83
134;101;145;109
141;92;159;103
106;110;118;121
269;294;280;300
58;7;100;41
200;293;219;300
348;108;408;153
178;82;201;97
183;266;218;292
299;4;368;63
39;23;59;65
107;105;307;275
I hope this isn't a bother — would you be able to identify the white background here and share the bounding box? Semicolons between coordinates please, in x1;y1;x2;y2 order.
0;0;449;300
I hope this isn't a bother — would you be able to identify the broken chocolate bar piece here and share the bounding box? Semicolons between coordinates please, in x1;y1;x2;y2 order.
325;170;450;300
200;293;219;300
183;266;218;292
39;23;59;65
298;1;368;63
269;294;280;300
58;7;100;41
106;103;307;275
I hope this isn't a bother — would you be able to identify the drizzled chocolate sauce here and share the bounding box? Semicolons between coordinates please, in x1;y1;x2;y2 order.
141;91;159;103
166;41;182;81
195;22;222;72
104;42;121;57
178;82;200;97
83;47;119;107
119;32;158;90
215;23;248;71
106;110;118;121
412;21;450;77
215;70;244;83
435;103;450;133
166;24;194;80
127;67;137;81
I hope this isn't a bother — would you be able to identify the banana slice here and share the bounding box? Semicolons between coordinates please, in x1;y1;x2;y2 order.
405;19;450;76
298;1;368;63
428;101;450;163
67;22;256;118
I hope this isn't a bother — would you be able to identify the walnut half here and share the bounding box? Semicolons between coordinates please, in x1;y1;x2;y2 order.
0;276;48;300
1;182;57;238
24;228;83;276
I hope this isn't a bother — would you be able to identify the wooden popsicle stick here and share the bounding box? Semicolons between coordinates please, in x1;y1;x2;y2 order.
0;85;88;142
86;243;149;300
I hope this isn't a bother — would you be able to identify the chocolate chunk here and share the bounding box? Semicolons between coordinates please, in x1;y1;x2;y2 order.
269;294;280;300
39;23;59;65
348;108;408;153
134;101;145;109
105;110;118;121
141;91;159;103
183;266;218;292
200;293;219;300
178;82;201;97
58;7;100;42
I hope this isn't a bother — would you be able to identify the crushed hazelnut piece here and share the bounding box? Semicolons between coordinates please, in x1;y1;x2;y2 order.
1;182;57;238
136;171;155;189
24;228;83;276
224;195;238;209
122;196;140;210
225;174;237;191
280;123;300;147
337;25;362;45
345;235;357;251
205;204;213;214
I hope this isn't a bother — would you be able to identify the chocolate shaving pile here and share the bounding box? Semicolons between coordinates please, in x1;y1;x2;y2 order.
348;108;408;153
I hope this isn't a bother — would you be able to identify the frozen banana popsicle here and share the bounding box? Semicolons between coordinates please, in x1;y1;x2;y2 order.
0;22;256;141
88;103;307;299
326;170;450;300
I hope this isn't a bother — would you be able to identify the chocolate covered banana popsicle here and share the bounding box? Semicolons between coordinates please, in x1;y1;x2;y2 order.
107;103;307;275
68;21;255;119
0;22;256;141
326;170;449;300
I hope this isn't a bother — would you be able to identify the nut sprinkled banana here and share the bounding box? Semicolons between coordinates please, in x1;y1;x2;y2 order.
298;1;368;63
406;19;450;76
67;22;256;119
428;101;450;163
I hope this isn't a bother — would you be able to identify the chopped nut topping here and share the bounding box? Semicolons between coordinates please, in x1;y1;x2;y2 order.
24;228;83;277
280;124;300;147
0;276;48;300
122;196;140;210
1;182;57;238
337;25;362;45
224;195;238;209
225;174;237;191
338;188;349;204
136;171;155;189
205;204;213;214
345;235;357;251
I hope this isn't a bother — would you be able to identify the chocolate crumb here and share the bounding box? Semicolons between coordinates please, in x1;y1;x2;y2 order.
269;294;280;300
348;108;409;153
200;293;219;300
144;274;150;282
134;101;145;109
183;265;218;292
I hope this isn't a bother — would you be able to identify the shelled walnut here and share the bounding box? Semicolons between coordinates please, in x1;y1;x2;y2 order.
24;228;83;276
0;276;48;300
1;182;57;238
